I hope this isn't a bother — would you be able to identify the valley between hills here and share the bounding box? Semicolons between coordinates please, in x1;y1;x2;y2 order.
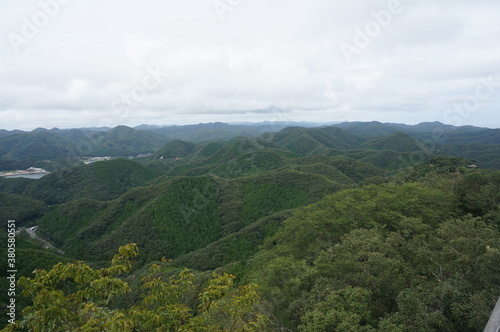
1;121;499;331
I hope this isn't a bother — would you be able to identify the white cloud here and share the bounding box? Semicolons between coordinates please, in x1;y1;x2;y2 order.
0;0;499;130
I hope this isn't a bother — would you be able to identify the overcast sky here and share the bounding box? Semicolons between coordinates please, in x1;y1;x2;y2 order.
1;0;499;130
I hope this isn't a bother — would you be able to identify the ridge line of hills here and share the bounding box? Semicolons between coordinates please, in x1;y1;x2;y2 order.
1;121;498;172
0;121;499;331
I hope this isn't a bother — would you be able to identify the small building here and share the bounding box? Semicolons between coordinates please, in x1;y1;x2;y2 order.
27;167;47;172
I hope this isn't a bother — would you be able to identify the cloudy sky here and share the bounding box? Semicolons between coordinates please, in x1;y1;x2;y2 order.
1;0;499;130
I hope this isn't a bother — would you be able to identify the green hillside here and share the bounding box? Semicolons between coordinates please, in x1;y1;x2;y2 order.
245;178;499;331
0;130;77;160
360;131;431;152
0;129;22;139
36;170;343;263
0;177;35;195
174;210;295;270
23;159;162;204
193;141;226;157
0;193;48;228
83;126;168;156
0;126;168;161
267;127;334;155
203;137;281;164
154;139;197;159
136;121;289;142
332;121;401;137
339;149;422;170
290;155;384;182
311;126;365;149
443;143;500;170
163;138;294;178
413;127;500;145
282;163;356;184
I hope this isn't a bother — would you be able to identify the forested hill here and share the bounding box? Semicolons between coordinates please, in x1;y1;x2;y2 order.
1;121;498;171
0;121;499;331
23;159;163;204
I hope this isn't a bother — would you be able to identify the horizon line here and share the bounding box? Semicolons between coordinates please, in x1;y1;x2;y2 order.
1;120;498;132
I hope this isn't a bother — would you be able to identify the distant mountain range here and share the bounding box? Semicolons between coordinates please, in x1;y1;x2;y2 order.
3;119;495;265
0;121;498;170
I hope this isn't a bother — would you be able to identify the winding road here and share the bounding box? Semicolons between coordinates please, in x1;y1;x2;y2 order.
23;226;65;255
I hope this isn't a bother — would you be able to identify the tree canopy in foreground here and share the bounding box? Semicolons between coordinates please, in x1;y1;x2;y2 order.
2;243;268;332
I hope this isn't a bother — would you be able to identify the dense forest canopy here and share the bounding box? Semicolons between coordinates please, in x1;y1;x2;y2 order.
1;121;499;331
